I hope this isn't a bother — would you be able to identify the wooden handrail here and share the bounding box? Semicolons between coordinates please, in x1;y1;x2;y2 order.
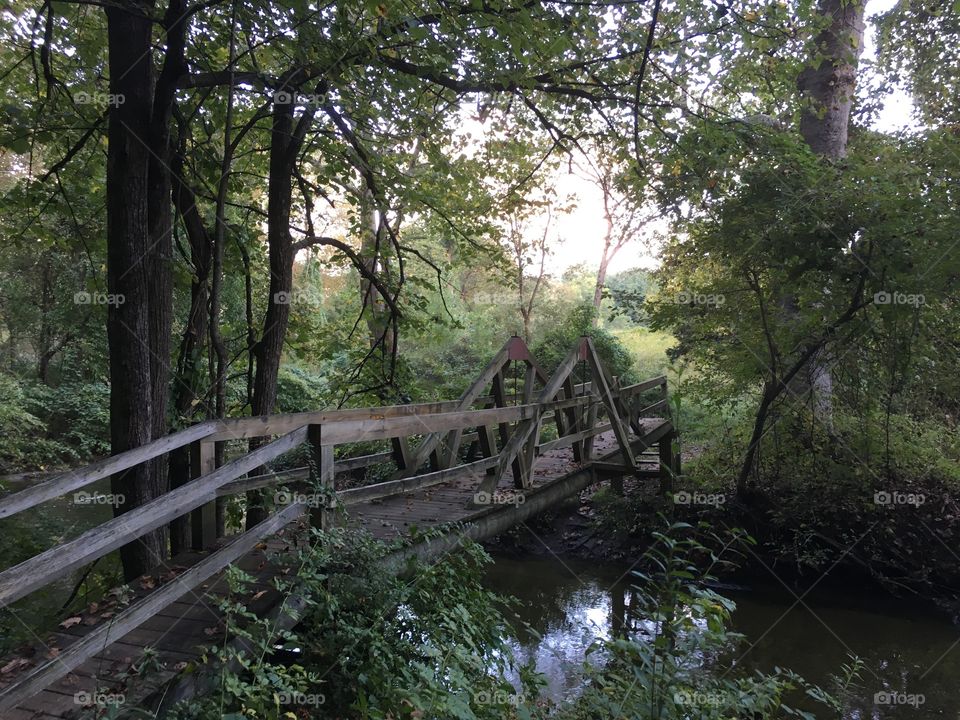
0;502;305;713
311;396;592;446
0;395;606;608
619;375;667;395
0;427;308;609
339;457;500;507
0;391;578;520
0;420;219;521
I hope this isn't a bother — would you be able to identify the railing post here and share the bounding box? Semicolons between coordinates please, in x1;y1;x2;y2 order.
659;432;675;494
561;376;583;463
308;424;335;530
391;436;413;471
582;402;599;461
492;368;528;487
190;440;217;550
475;424;500;498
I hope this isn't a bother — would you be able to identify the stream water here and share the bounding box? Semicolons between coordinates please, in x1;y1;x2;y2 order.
483;554;959;719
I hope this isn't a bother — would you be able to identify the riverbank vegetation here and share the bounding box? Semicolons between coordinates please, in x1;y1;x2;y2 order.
167;524;850;720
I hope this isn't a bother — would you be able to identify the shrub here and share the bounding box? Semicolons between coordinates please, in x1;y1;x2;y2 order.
534;305;637;385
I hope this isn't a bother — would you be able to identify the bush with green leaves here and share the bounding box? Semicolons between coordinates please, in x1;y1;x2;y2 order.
170;529;541;720
24;380;111;461
534;304;637;385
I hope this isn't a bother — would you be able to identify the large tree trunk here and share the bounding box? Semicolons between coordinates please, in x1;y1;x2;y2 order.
791;0;866;418
592;188;616;322
168;144;211;555
144;0;186;554
105;0;163;580
246;97;297;528
798;0;866;160
592;234;613;321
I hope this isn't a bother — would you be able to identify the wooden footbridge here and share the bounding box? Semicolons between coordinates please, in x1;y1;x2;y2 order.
0;336;677;718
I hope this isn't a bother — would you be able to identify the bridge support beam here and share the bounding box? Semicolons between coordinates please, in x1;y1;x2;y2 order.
659;431;679;494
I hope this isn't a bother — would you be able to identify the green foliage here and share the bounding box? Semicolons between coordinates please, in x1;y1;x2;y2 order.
0;374;110;471
534;305;638;385
877;0;960;126
606;267;656;326
0;374;50;471
25;381;111;460
275;365;331;414
171;530;539;720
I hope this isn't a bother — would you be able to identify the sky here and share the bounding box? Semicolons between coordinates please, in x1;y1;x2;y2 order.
543;0;914;276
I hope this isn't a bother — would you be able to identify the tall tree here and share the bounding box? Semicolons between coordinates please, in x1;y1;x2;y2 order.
574;148;655;321
790;0;866;418
104;0;165;578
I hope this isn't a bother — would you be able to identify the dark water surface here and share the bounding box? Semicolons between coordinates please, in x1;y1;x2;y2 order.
484;554;959;718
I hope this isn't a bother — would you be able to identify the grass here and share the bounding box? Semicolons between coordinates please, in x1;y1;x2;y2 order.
610;326;676;380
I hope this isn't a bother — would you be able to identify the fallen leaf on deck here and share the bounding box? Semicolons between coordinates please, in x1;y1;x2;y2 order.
60;616;82;629
1;657;29;674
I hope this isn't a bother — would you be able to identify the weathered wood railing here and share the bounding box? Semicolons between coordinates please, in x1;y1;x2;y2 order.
0;335;675;712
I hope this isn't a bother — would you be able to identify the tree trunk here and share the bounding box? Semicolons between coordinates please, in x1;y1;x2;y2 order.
790;0;866;419
37;251;53;383
145;0;187;554
798;0;866;160
592;238;613;320
358;193;395;362
168;145;211;555
105;0;163;580
247;97;297;528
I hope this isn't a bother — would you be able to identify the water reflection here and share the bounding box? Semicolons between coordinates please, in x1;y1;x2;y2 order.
484;554;960;718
